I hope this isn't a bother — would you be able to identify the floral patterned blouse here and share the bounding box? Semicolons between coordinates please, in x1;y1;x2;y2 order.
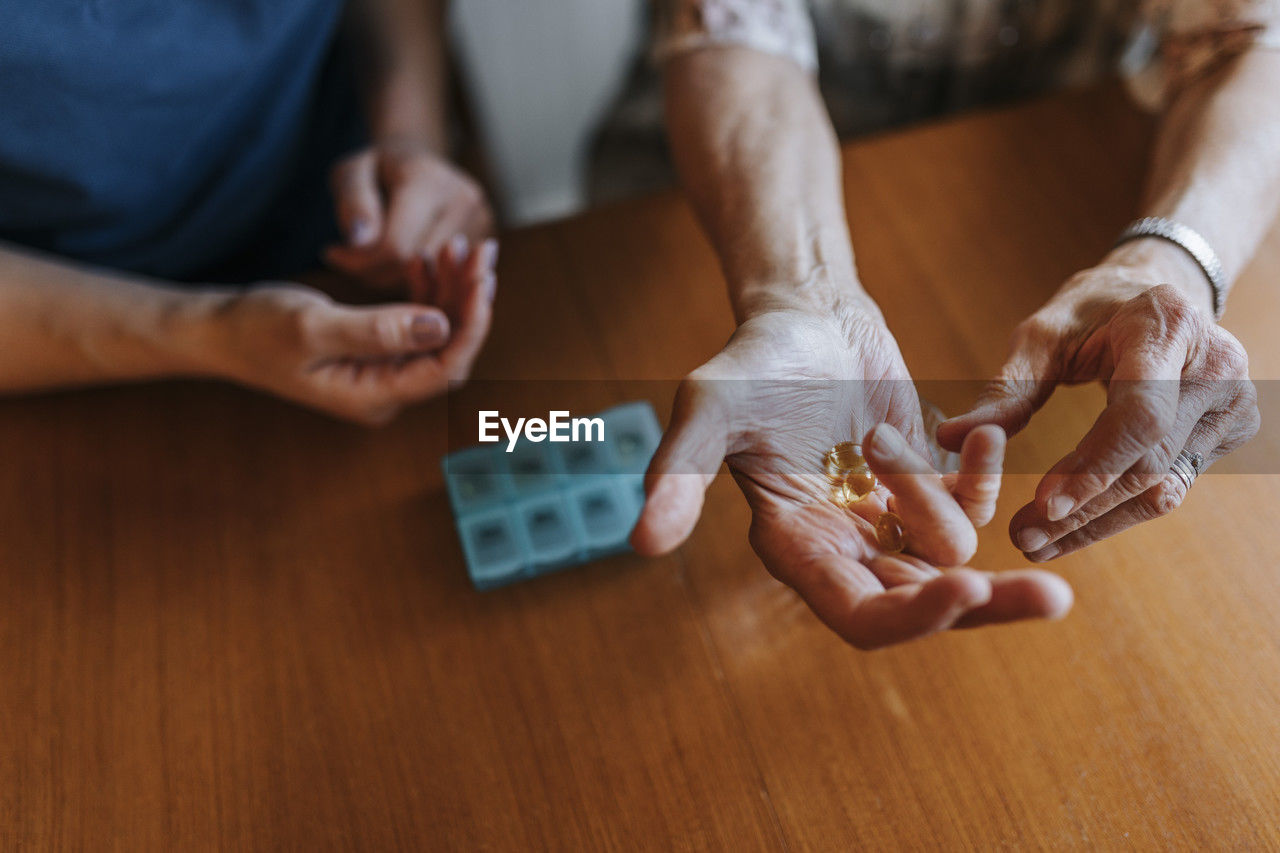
589;0;1280;202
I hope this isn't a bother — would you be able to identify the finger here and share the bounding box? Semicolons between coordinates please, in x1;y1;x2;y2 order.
309;356;444;425
1009;383;1213;553
863;551;941;588
420;195;492;259
863;423;977;566
440;233;498;314
430;235;469;317
948;424;1006;528
381;353;451;404
312;303;451;359
437;237;498;381
466;234;499;278
330;151;384;247
460;199;496;244
952;570;1074;628
937;334;1058;452
306;360;405;427
630;379;731;557
407;253;440;305
1024;474;1188;562
786;555;993;651
1021;403;1247;561
323;245;402;288
894;385;933;462
382;179;447;261
420;212;470;261
1034;345;1188;523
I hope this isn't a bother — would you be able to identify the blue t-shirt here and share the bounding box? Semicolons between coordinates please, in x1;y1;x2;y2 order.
0;1;358;281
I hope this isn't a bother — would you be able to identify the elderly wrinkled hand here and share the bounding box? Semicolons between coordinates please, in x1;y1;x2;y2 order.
631;309;1072;649
939;265;1259;561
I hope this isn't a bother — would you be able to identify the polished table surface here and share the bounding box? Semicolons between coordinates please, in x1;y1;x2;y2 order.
3;85;1279;849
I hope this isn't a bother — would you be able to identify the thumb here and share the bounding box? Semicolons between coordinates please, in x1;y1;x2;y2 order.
330;151;384;247
936;333;1058;452
630;381;731;557
313;303;451;359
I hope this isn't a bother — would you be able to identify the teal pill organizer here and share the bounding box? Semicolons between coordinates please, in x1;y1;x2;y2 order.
442;401;662;589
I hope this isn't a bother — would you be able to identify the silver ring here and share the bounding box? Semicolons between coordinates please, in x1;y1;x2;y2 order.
1170;450;1204;491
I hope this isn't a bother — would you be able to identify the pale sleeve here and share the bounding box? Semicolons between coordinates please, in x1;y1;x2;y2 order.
651;0;818;73
1126;0;1280;108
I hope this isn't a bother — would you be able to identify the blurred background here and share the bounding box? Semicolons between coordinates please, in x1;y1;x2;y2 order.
450;0;1130;226
450;0;647;225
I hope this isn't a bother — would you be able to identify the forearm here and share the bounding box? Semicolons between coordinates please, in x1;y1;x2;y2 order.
0;246;219;391
663;47;874;323
343;0;449;152
1102;49;1280;311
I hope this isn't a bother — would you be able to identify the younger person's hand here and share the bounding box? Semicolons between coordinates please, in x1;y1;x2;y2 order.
325;139;494;290
205;238;496;424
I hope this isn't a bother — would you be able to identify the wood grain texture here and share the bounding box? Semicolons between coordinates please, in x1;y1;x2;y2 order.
1;85;1277;850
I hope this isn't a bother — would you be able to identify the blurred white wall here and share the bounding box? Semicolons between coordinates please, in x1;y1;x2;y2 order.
451;0;646;225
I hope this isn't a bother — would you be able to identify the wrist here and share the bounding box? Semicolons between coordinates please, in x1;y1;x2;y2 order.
1098;238;1217;317
370;127;447;157
369;78;448;155
153;287;240;380
733;268;883;328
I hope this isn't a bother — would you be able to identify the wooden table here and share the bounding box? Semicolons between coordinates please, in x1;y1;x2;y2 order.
3;85;1278;849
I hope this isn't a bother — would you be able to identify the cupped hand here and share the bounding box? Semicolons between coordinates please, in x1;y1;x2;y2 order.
633;309;1072;649
324;139;494;290
206;239;495;425
939;265;1259;562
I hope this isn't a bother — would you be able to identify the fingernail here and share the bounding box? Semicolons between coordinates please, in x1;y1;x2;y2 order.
1046;495;1074;522
410;313;447;345
1027;544;1060;563
481;238;499;271
1016;527;1050;552
483;274;497;304
870;424;905;457
351;219;375;247
450;234;469;259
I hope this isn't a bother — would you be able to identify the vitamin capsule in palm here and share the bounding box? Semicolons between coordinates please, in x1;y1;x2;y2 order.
825;442;864;480
845;465;876;499
875;512;906;553
832;467;876;507
832;480;860;507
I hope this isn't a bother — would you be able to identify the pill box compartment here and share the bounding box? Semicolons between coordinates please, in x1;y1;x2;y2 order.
443;446;512;512
518;493;583;567
571;481;641;553
601;403;664;475
507;440;563;496
458;508;531;589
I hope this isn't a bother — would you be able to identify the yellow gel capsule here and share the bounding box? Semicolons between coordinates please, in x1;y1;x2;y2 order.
845;465;876;499
825;442;864;480
831;480;858;507
832;469;876;508
875;512;906;553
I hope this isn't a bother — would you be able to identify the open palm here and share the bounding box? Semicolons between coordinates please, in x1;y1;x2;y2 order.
632;311;1072;649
